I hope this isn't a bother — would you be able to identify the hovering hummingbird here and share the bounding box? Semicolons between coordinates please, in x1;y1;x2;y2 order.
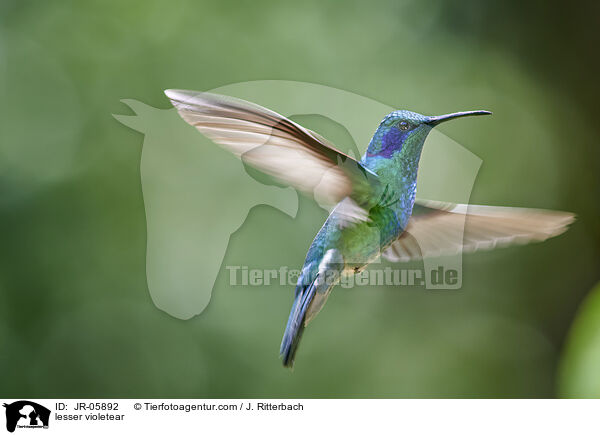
165;89;574;368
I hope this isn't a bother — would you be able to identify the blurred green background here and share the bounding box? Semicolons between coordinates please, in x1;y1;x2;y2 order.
1;0;599;398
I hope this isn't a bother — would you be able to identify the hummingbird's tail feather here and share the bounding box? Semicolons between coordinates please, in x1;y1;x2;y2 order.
280;277;318;368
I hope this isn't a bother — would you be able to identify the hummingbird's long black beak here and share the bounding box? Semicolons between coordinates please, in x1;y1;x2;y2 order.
426;110;492;126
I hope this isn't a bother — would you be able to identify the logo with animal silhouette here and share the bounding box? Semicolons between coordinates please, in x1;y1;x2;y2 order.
3;401;50;433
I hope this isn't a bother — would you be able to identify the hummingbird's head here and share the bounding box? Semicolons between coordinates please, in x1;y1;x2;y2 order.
365;109;491;162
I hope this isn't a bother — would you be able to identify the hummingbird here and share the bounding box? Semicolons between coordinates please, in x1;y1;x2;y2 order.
165;89;574;368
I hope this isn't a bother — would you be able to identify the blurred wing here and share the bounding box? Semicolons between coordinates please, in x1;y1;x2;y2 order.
165;89;380;208
383;199;575;262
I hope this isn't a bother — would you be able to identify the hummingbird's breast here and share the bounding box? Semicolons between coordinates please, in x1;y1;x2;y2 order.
301;154;419;275
362;154;419;230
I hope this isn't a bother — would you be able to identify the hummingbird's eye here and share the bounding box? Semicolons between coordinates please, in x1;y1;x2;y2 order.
398;121;410;131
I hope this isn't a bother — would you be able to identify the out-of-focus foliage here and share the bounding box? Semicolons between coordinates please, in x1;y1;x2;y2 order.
0;0;598;397
559;282;600;398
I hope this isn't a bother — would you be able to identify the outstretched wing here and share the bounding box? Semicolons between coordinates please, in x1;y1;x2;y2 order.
165;89;380;209
383;199;575;262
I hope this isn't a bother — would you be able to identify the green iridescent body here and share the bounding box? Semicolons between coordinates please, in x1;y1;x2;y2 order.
301;112;432;283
